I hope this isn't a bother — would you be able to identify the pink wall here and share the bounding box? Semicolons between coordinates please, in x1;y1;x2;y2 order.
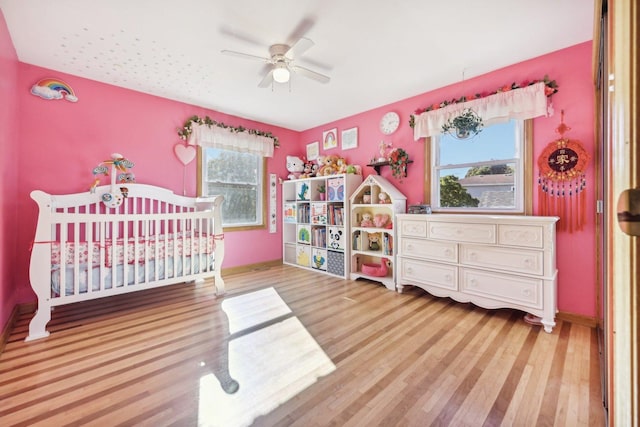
2;33;596;336
13;64;298;304
0;10;20;330
299;42;596;317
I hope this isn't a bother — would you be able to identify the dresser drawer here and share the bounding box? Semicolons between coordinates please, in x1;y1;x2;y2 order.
400;238;457;263
399;258;458;291
400;220;427;238
428;222;496;244
460;244;543;276
498;224;544;249
460;268;543;309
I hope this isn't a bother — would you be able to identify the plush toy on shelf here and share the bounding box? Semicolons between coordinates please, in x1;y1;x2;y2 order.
373;213;391;229
378;192;389;204
360;212;374;227
299;160;316;178
368;233;381;251
286;155;305;180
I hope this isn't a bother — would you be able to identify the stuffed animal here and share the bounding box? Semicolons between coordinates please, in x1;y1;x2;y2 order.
345;164;362;175
286;155;305;180
318;154;339;176
360;212;374;227
373;213;391;229
299;160;316;178
335;156;348;174
378;192;389;204
368;233;381;251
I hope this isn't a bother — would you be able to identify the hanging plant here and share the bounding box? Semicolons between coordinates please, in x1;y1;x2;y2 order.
177;115;279;147
388;148;409;181
441;108;483;139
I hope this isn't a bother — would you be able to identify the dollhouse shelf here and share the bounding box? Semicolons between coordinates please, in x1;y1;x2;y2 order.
366;160;414;176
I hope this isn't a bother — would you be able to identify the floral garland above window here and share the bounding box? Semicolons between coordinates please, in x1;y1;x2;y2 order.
177;115;279;147
409;75;558;128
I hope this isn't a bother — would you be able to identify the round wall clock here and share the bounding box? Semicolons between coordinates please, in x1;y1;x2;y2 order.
380;111;400;135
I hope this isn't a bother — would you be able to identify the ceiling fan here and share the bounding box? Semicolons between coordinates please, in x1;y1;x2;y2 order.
221;37;331;88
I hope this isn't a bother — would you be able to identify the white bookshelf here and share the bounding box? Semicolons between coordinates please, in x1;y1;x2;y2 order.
283;174;362;277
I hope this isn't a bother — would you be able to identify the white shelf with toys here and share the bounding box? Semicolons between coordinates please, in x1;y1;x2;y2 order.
282;173;362;278
349;175;407;290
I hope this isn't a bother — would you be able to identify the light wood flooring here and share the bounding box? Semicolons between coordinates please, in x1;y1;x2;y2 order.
1;265;605;426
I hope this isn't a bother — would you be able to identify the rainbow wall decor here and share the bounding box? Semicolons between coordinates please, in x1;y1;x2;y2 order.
30;78;78;102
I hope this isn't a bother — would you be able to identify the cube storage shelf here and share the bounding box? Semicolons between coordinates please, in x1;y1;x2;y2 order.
349;175;407;290
283;174;362;277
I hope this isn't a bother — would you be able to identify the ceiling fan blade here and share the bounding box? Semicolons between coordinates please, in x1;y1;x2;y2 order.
291;65;330;84
219;25;266;47
221;50;270;63
258;69;274;88
287;16;316;45
286;37;314;59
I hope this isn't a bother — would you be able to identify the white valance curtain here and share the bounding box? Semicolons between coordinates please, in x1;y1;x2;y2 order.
188;123;275;157
412;81;549;140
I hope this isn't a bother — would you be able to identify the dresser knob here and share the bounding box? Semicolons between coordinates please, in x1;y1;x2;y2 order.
469;279;477;287
445;274;452;282
469;252;477;261
523;289;531;296
444;249;452;256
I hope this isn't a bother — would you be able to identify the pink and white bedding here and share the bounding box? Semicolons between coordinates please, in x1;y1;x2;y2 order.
27;184;225;342
51;232;216;268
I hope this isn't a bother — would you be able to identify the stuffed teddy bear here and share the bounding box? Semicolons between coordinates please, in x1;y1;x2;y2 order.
318;154;339;176
373;213;391;229
360;212;374;227
286;155;304;180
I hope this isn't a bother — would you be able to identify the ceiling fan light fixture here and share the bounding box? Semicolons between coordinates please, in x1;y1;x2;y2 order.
273;64;290;83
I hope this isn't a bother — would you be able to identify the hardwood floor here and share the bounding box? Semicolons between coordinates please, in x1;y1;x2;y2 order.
1;265;605;426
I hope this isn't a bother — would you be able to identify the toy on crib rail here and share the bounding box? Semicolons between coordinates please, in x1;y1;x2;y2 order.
90;153;135;208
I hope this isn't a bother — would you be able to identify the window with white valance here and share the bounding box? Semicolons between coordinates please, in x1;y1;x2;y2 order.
413;82;549;140
188;123;275;158
189;122;272;229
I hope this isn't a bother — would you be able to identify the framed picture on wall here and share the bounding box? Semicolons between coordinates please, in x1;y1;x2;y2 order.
341;127;358;150
323;128;338;150
306;141;319;160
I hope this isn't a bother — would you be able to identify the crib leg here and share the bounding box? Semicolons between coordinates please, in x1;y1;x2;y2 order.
214;273;226;296
25;304;52;342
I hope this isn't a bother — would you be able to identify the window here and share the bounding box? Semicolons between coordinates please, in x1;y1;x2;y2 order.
199;147;265;229
429;119;532;214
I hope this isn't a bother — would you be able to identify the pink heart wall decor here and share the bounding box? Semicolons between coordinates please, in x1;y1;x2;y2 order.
174;144;196;165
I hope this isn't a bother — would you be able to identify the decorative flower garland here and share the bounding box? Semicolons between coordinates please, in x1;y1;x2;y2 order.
177;115;279;147
409;75;559;128
388;148;409;181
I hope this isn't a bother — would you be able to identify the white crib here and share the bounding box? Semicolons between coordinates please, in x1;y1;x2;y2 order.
26;184;225;341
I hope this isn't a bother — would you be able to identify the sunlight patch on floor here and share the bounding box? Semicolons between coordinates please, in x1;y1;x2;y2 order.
198;288;336;427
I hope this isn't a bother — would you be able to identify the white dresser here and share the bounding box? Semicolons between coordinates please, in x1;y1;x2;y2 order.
396;214;559;332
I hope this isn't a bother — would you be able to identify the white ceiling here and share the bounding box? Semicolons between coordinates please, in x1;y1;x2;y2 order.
1;0;594;131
